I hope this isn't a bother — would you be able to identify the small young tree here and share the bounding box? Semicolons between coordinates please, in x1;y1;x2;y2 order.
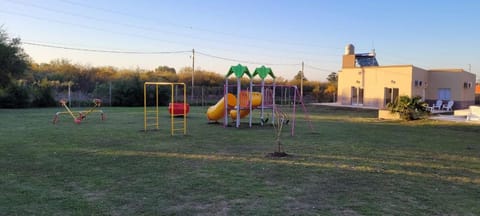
387;95;429;120
268;109;289;157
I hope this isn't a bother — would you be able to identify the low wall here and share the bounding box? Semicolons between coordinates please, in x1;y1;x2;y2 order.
378;109;400;120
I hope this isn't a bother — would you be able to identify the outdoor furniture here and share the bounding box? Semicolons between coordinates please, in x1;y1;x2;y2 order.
441;100;454;111
467;106;480;121
428;100;443;111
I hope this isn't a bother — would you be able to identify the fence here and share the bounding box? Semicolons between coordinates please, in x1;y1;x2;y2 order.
52;83;325;108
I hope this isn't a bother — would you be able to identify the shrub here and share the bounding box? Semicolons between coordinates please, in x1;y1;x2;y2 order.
387;96;429;120
31;86;56;107
0;84;30;108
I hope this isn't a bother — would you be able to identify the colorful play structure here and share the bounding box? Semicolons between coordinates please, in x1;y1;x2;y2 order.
206;64;312;136
143;82;188;135
53;98;105;124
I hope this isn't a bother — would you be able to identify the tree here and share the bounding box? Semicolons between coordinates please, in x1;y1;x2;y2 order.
0;28;31;107
324;84;337;102
324;72;338;102
326;72;338;83
154;65;176;74
31;78;56;107
0;28;29;88
293;71;307;81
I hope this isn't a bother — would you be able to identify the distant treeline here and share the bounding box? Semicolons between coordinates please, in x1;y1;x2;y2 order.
0;29;338;108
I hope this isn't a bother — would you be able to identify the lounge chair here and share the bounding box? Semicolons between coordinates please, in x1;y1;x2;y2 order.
441;100;454;111
428;100;443;111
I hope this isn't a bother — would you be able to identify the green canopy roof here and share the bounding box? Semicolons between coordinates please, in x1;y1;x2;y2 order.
252;65;275;79
226;64;251;78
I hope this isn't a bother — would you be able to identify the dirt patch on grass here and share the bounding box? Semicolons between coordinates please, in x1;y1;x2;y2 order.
265;152;290;158
166;200;230;215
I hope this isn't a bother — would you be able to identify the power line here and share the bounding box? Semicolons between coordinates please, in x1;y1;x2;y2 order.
0;10;195;49
0;8;324;61
22;41;191;54
4;0;226;47
58;0;193;30
23;40;302;66
21;39;338;80
56;0;343;50
22;40;340;73
1;1;345;66
304;64;335;72
196;51;300;66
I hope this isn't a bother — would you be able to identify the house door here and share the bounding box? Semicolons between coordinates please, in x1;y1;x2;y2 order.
437;88;451;100
358;88;364;105
351;86;364;105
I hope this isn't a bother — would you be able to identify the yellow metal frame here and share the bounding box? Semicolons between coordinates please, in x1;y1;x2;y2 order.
144;82;187;135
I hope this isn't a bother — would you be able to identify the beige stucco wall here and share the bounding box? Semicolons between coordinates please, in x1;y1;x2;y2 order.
338;65;415;108
427;69;476;108
411;66;429;98
338;65;476;109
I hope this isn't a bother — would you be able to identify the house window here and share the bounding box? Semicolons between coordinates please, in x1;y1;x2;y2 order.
437;88;451;100
414;80;423;87
384;87;399;105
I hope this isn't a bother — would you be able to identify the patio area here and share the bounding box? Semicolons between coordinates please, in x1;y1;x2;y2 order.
311;103;480;124
429;107;480;124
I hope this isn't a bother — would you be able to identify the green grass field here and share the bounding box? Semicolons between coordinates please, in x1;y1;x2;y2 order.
1;105;479;215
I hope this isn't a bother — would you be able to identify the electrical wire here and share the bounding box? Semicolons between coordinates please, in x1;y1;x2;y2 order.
196;51;300;66
1;1;346;66
304;64;335;72
22;41;191;54
56;0;344;50
21;40;338;73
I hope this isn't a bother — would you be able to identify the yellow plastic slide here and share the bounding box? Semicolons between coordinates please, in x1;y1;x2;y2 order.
206;92;263;121
206;93;237;121
229;92;262;119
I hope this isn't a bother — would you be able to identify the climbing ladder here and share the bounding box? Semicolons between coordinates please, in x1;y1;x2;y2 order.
143;82;187;135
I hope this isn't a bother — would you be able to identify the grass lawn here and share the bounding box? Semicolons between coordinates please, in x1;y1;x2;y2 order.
0;105;479;215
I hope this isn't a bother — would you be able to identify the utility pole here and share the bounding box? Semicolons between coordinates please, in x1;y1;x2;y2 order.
68;81;71;106
109;81;112;107
301;61;304;99
192;49;195;102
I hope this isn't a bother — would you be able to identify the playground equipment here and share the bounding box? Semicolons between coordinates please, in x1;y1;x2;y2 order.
206;64;313;136
229;91;262;119
144;82;187;135
169;102;190;115
207;91;263;121
53;98;105;124
206;93;236;121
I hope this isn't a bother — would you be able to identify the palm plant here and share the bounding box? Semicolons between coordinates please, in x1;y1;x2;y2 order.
387;96;429;120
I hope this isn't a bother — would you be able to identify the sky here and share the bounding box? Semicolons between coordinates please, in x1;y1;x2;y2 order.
1;0;479;81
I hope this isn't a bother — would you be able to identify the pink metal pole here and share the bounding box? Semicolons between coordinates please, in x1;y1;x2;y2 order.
224;80;228;127
292;86;297;136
